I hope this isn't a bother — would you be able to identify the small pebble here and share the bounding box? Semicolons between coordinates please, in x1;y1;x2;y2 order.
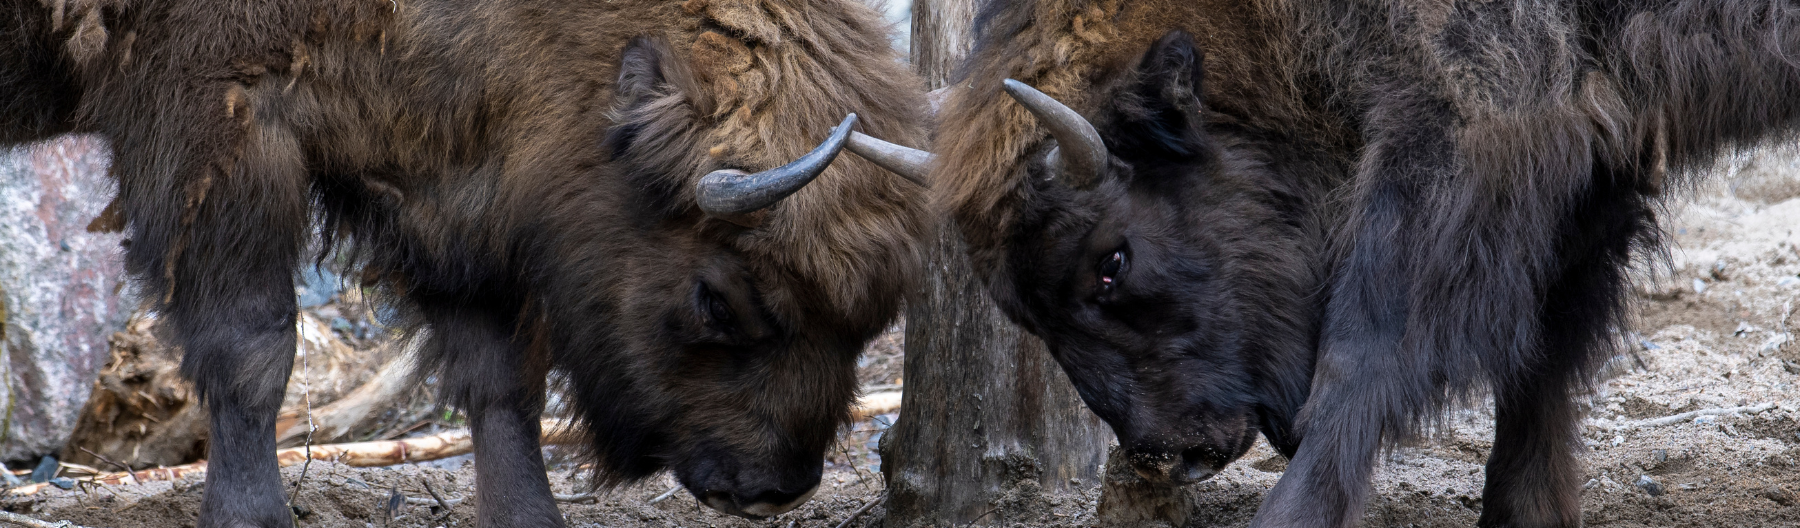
48;477;75;490
1635;475;1664;496
1652;449;1668;463
1693;279;1708;294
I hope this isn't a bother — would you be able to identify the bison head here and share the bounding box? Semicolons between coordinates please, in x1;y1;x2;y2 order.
557;34;926;519
867;31;1316;484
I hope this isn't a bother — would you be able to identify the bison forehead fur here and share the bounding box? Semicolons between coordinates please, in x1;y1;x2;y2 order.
939;0;1800;525
3;0;926;522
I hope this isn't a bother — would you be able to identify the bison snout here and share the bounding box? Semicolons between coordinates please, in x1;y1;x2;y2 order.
1126;448;1221;485
699;485;819;519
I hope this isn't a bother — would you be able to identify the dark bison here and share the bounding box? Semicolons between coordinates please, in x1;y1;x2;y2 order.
1;0;927;525
860;0;1800;526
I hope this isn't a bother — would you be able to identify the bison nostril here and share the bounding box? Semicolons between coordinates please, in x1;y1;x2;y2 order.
1172;459;1216;484
697;485;820;520
700;491;740;517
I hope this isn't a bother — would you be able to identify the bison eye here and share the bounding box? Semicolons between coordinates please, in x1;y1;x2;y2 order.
696;283;734;328
1098;250;1125;294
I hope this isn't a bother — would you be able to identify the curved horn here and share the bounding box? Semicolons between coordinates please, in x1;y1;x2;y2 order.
847;131;934;187
1002;79;1108;187
696;113;858;217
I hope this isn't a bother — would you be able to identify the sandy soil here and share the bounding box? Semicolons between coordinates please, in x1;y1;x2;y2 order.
8;153;1800;526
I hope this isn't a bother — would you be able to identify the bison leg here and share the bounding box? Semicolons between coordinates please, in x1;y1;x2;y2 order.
1480;165;1652;528
1247;87;1460;528
138;127;310;527
1480;367;1582;528
422;304;565;527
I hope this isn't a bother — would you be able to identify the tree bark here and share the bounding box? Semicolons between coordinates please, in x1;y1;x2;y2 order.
909;0;976;91
880;226;1113;527
880;9;1113;519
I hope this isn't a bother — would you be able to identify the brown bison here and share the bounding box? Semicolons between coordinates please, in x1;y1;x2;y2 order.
859;0;1800;526
1;0;927;525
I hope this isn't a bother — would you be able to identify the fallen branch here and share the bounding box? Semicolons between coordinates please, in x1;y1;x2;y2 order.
1616;403;1778;429
853;391;902;420
834;496;884;528
10;390;907;497
647;484;682;504
275;429;472;467
0;510;92;528
276;351;414;447
5;463;208;495
76;447;141;485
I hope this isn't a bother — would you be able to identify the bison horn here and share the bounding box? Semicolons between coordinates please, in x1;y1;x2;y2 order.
1002;79;1108;188
846;131;933;187
696;113;858;219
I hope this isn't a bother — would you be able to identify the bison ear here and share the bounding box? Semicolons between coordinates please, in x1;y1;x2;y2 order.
1107;30;1211;165
608;37;709;162
615;37;673;111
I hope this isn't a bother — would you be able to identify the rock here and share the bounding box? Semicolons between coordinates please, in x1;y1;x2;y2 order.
0;137;130;463
1634;475;1665;496
28;454;56;482
1652;449;1668;463
1760;486;1795;506
297;267;340;308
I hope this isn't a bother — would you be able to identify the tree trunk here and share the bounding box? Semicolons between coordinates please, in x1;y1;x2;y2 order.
908;0;976;91
880;9;1113;520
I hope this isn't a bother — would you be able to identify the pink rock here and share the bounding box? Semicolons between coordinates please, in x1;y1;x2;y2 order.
0;136;129;463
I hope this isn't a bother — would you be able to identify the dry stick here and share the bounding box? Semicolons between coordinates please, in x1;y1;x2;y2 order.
420;478;454;512
74;447;141;486
0;510;90;528
289;334;319;507
833;496;885;528
553;493;597;503
647;484;682;504
1622;403;1778;429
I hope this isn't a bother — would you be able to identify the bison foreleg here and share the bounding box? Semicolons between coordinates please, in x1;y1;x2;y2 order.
422;305;565;528
149;125;311;528
1481;371;1583;528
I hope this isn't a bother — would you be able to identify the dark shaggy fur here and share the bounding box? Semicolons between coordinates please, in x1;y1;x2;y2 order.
1;0;927;526
934;0;1800;526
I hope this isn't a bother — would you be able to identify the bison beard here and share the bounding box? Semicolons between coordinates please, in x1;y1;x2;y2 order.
0;0;927;526
894;0;1800;527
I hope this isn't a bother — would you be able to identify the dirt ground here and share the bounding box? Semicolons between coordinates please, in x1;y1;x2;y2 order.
9;152;1800;526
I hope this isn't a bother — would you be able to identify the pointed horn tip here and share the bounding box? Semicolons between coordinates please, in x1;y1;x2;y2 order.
695;114;857;217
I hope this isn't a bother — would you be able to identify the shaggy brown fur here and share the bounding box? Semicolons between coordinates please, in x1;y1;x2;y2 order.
2;0;926;525
934;0;1800;527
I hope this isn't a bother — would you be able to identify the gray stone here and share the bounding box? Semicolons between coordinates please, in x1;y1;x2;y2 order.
0;137;130;463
